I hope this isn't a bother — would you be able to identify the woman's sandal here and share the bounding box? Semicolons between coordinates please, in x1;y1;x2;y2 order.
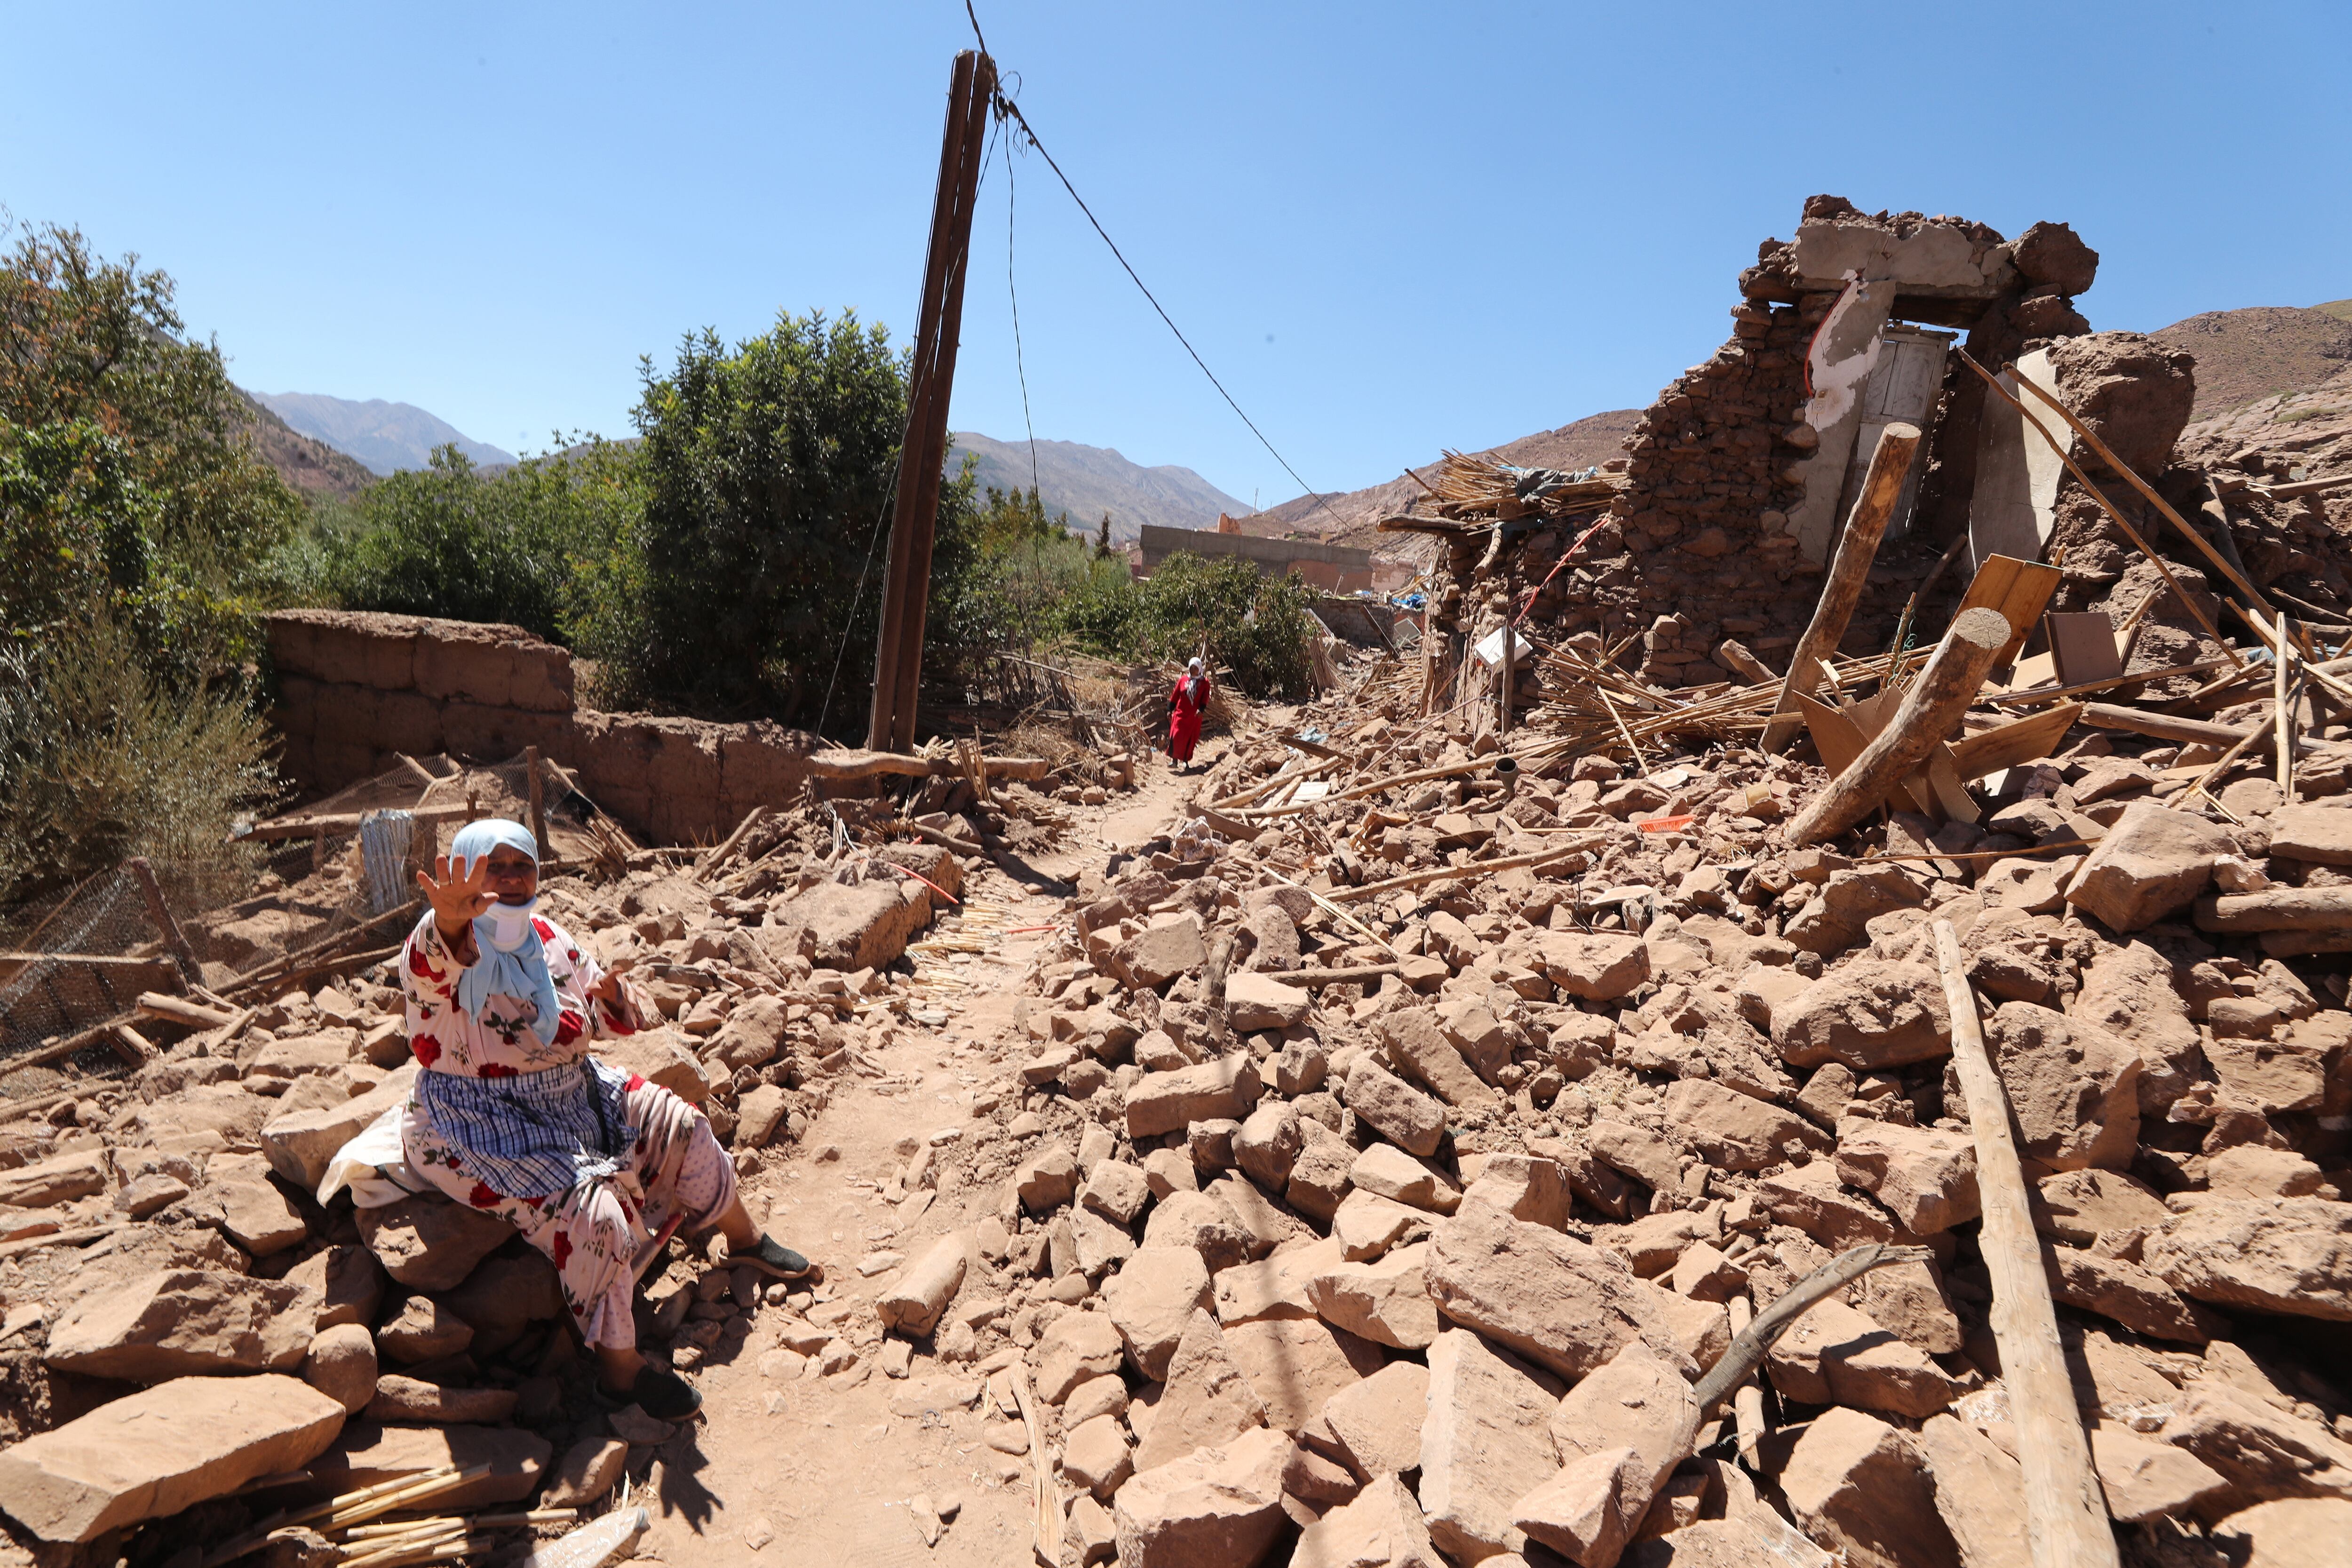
599;1364;703;1422
735;1234;819;1283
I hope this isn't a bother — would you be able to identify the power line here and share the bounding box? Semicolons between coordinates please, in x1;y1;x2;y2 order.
1001;124;1040;498
961;6;1346;535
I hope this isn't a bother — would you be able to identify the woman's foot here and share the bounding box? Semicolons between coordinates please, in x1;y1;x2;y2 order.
735;1234;819;1282
600;1363;703;1422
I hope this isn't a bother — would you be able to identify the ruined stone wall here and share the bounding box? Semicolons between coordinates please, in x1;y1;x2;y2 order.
265;609;820;845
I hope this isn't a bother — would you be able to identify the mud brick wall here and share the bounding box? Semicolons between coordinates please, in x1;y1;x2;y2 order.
265;609;819;845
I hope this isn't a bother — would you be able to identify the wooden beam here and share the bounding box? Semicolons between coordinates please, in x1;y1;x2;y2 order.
1954;554;2064;667
126;857;200;987
2079;701;2316;756
2193;886;2352;933
1763;422;1923;751
1947;702;2083;781
1789;608;2010;844
1932;921;2120;1568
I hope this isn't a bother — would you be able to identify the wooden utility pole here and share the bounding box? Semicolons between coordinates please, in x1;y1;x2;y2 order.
868;49;996;752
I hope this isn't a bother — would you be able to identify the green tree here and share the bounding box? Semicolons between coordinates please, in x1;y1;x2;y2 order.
628;311;919;719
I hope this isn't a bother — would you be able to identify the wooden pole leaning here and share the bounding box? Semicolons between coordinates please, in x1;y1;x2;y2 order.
1762;422;1922;753
1932;922;2120;1568
1787;607;2010;844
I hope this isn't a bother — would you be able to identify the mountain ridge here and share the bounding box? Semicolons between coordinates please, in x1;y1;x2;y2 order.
946;432;1248;542
254;391;516;476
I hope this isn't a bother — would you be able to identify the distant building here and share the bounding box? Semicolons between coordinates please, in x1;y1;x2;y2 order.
1215;512;1242;534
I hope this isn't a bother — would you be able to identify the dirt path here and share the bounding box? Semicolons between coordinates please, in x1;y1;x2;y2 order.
629;739;1232;1567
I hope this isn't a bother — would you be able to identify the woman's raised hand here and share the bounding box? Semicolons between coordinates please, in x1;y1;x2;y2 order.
416;854;495;943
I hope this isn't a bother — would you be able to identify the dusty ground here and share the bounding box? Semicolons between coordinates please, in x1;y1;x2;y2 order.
628;734;1235;1568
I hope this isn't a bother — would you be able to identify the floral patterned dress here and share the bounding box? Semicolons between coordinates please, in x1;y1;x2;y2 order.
397;911;736;1350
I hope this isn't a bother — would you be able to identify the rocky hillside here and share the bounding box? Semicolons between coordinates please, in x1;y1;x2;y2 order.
947;433;1248;543
254;392;517;476
2151;305;2352;419
234;390;377;500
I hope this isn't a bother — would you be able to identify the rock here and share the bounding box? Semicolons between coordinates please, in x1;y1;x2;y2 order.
1115;915;1208;990
45;1269;311;1381
366;1375;519;1424
1285;1120;1359;1222
593;1030;709;1103
1549;1338;1700;1494
1421;1328;1564;1563
1271;1037;1328;1097
309;1422;551;1509
1348;1144;1461;1214
2064;801;2232;932
113;1170;191;1218
1770;960;1950;1070
876;1233;967;1337
1913;1415;2028;1568
1670;1242;1748;1304
1322;1361;1430;1478
1065;1374;1130;1430
1101;1247;1213;1379
1379;1007;1499;1108
1588;1121;1681;1193
768;878;932;971
1978;1002;2140;1172
1126;1057;1263;1138
1143;1146;1200;1198
259;1065;419;1189
2203;1144;2330;1200
302;1323;379;1415
283;1244;386;1333
1780;1407;1958;1568
1425;1202;1727;1379
0;1149;107;1209
1112;1426;1290;1568
355;1192;516;1291
1132;1309;1269;1472
735;1083;789;1148
1835;1117;1979;1233
2269;802;2352;864
1292;1473;1441;1568
2089;1425;2230;1523
2211;1498;2352;1567
1783;865;1927;956
376;1291;477;1364
1513;1447;1649;1568
1529;933;1651;1001
0;1374;347;1542
1341;1060;1447;1158
1332;1190;1430;1260
1216;1236;1345;1324
1066;1494;1119;1566
1224;1316;1379;1433
1307;1242;1439;1350
206;1153;311;1257
2143;1197;2352;1320
2074;941;2201;1115
1063;1413;1135;1499
704;994;787;1070
1243;905;1301;971
1753;1160;1897;1249
542;1437;628;1508
2158;1382;2352;1502
1764;1296;1963;1419
2011;219;2099;295
2047;1248;2219;1344
1142;1190;1256;1274
440;1253;563;1350
1233;1103;1303;1192
1663;1080;1829;1170
1016;1145;1080;1211
1621;1517;1833;1568
1034;1311;1126;1403
1225;971;1310;1032
1605;1210;1720;1279
1459;1155;1570;1231
2032;1169;2169;1246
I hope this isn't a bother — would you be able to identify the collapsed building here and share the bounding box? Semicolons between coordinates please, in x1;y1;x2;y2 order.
0;194;2347;1568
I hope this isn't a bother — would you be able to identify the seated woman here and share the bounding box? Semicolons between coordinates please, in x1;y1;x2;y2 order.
398;819;809;1419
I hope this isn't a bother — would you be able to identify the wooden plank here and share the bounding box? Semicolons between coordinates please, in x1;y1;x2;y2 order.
1794;691;1868;776
1955;553;2064;666
1921;753;1981;825
1948;702;2085;780
2044;612;2124;690
1833;692;1940;816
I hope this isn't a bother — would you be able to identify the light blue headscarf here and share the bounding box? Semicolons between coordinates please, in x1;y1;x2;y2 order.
448;819;560;1045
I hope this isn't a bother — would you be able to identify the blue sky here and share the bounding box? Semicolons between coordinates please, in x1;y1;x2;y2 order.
5;2;2345;505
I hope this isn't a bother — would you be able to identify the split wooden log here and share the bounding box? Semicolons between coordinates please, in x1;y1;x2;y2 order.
135;992;238;1030
1788;608;2011;844
1713;640;1778;685
1933;920;2120;1568
2193;886;2352;932
2275;612;2298;803
240;804;474;842
1762;421;1922;752
1011;1370;1059;1568
2079;701;2316;756
127;857;201;987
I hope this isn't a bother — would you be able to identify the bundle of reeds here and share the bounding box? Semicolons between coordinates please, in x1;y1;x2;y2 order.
1430;452;1626;520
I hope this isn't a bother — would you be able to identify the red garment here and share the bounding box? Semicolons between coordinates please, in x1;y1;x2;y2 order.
1168;673;1210;762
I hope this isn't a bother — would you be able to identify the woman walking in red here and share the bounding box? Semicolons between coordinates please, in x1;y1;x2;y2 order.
1167;656;1211;771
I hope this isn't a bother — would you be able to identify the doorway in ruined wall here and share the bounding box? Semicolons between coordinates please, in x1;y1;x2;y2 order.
1834;321;1957;543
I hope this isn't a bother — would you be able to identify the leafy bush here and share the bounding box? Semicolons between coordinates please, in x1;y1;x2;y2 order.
0;616;275;904
1052;551;1320;699
287;440;640;649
